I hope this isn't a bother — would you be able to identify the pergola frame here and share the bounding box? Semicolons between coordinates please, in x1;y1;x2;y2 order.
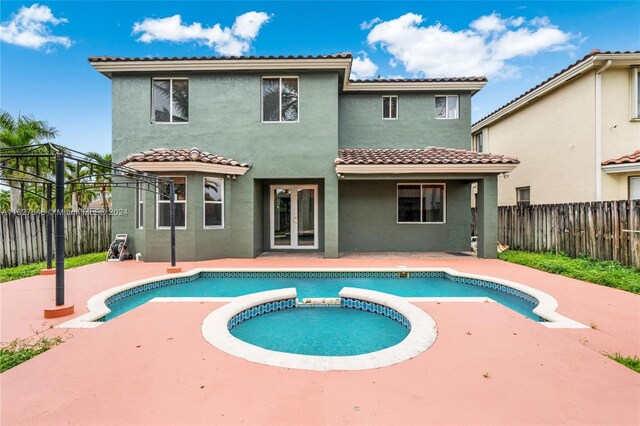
0;142;178;307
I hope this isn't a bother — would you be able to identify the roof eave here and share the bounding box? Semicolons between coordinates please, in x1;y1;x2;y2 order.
601;163;640;173
343;81;486;94
335;163;518;175
122;161;251;175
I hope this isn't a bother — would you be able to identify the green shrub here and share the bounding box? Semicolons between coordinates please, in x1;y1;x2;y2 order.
1;330;69;373
0;252;106;283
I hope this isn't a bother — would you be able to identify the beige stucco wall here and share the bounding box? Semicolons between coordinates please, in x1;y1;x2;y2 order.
484;71;597;206
601;68;640;200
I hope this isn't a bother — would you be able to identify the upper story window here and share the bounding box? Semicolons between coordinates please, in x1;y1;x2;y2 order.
157;177;187;229
152;78;189;123
382;95;398;119
473;133;484;152
435;95;459;119
516;186;530;206
204;177;224;228
397;184;446;224
262;77;299;122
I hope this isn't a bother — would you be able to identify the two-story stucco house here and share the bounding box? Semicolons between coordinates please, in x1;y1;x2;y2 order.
471;50;640;206
90;53;518;261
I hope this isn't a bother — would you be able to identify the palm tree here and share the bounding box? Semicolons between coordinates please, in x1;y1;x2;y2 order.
0;110;58;210
86;152;113;209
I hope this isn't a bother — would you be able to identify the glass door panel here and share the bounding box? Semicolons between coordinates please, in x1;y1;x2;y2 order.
296;188;315;246
273;188;291;246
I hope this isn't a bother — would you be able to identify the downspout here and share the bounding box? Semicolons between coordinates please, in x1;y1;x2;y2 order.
595;59;612;201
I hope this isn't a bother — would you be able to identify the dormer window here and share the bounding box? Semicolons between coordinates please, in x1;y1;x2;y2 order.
262;77;299;122
152;78;189;123
382;95;398;119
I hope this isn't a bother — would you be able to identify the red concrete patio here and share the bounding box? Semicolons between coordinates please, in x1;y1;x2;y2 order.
1;257;639;425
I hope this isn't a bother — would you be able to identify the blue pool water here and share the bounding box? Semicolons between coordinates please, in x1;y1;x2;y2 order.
103;275;540;321
230;307;410;356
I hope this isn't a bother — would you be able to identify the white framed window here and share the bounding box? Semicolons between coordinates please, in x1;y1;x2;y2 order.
631;68;640;120
435;95;459;119
152;78;189;123
382;95;398;119
516;186;530;206
156;176;187;229
473;132;484;152
262;76;299;122
397;183;446;224
203;177;224;228
136;182;144;229
629;176;640;200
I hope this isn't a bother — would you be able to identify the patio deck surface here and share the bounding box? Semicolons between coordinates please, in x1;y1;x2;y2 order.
1;257;639;425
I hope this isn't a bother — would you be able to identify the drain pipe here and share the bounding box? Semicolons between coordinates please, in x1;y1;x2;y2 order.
595;59;612;201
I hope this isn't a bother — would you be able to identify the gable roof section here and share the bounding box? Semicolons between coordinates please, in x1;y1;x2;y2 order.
472;50;640;132
88;53;487;93
334;147;518;175
121;148;251;175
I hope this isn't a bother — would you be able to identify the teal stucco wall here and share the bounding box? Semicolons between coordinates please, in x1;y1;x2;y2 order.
338;93;472;149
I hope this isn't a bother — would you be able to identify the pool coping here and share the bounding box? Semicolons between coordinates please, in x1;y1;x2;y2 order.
56;267;589;329
201;287;438;371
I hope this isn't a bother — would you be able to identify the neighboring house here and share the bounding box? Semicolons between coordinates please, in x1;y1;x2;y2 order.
471;50;640;206
90;53;518;261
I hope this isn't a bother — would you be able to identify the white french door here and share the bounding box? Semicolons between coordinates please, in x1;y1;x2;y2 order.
270;185;318;249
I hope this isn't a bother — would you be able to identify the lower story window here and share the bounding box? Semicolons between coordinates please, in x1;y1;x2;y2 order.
204;177;224;228
397;184;446;223
516;186;530;206
157;176;186;228
629;176;640;199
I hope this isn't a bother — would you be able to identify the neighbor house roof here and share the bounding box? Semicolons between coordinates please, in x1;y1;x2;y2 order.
121;148;251;175
88;53;487;94
472;50;640;132
334;147;519;175
601;150;640;166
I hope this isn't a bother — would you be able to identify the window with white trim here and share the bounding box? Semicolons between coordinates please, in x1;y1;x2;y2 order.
632;68;640;119
435;95;459;119
262;77;299;122
382;95;398;119
157;177;186;228
136;182;144;229
473;132;484;152
516;186;530;206
397;184;446;223
204;177;224;228
152;78;189;123
629;176;640;200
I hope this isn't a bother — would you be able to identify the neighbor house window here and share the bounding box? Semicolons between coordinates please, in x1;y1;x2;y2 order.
262;77;299;122
516;186;530;206
397;184;446;224
204;177;224;228
473;132;484;152
630;176;640;199
435;95;459;119
152;78;189;123
382;95;398;119
157;177;186;228
136;182;144;229
632;68;640;119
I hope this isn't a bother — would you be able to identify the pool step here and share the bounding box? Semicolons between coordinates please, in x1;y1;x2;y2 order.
299;298;341;307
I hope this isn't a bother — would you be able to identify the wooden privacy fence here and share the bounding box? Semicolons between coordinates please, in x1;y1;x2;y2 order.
0;211;112;268
473;200;640;268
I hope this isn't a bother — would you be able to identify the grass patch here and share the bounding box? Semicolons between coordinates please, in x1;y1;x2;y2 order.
1;328;70;373
607;353;640;373
498;250;640;295
0;252;106;283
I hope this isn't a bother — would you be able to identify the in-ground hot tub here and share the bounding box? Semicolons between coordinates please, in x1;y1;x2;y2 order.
202;288;438;371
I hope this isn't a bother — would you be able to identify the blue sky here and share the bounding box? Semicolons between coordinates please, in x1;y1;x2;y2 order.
1;1;639;155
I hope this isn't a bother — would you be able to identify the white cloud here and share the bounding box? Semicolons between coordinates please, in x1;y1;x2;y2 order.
0;3;71;50
360;17;381;30
365;12;575;78
350;54;378;79
132;11;271;56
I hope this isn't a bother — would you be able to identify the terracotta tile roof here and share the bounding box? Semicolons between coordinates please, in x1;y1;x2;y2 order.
602;150;640;166
89;53;352;62
123;148;251;168
335;147;519;165
473;50;640;127
350;77;487;83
